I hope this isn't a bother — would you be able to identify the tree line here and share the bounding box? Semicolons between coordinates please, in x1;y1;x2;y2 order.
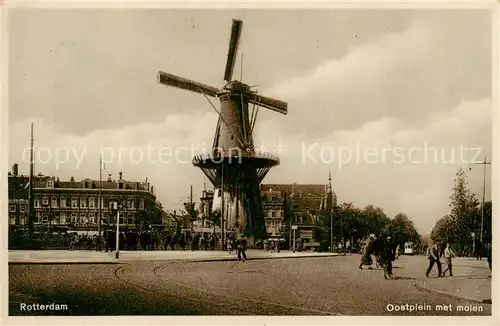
430;168;492;256
314;203;422;253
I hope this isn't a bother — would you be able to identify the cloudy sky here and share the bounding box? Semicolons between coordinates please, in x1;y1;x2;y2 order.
8;8;493;234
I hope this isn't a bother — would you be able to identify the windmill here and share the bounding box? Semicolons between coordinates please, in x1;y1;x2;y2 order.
157;19;288;239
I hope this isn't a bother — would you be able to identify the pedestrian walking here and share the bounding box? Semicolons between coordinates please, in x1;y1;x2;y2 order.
379;236;396;279
441;243;456;277
359;234;376;269
426;241;442;277
237;234;247;261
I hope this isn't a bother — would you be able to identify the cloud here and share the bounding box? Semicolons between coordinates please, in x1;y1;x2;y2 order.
264;17;490;138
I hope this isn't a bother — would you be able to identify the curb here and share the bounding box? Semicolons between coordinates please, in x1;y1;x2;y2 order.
414;281;492;305
9;254;339;265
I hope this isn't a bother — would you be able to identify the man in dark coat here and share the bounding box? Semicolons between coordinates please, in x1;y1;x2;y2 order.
237;234;248;261
380;236;396;278
426;241;442;277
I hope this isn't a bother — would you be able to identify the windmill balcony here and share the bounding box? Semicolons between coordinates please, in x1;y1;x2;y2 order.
192;151;280;164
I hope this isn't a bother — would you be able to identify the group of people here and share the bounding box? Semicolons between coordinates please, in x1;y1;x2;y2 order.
177;232;219;251
359;234;492;280
227;234;248;261
102;229;161;252
359;234;398;279
426;241;492;277
67;229;162;252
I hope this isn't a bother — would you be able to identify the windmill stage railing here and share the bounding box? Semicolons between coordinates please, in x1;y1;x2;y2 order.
192;151;280;166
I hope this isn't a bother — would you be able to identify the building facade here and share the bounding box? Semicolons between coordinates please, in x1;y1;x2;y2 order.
8;165;163;232
261;183;337;247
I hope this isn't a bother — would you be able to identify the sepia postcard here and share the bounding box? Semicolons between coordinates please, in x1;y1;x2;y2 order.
2;1;498;325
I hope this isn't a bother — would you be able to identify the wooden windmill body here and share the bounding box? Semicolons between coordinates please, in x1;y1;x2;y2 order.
157;19;287;238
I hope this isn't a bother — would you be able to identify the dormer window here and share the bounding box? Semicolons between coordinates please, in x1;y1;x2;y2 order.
47;180;54;188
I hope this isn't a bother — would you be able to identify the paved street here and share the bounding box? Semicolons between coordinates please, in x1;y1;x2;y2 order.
9;254;491;316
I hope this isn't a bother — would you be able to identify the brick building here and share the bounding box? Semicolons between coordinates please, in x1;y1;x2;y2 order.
261;183;337;248
8;164;164;232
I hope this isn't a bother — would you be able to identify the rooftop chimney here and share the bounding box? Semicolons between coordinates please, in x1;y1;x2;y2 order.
70;176;75;182
108;174;112;182
147;182;150;191
151;186;154;194
12;163;18;176
119;172;123;180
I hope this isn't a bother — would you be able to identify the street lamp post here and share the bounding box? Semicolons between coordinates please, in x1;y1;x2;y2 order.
112;201;121;259
469;156;491;243
98;156;102;239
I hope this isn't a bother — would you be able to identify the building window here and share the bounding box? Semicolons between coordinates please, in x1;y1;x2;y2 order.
35;212;41;223
89;197;95;209
42;214;48;223
71;213;77;223
89;212;95;224
20;218;25;225
42;196;49;206
51;196;58;208
72;198;78;208
60;197;67;208
10;205;16;212
60;213;67;225
20;205;25;212
10;217;16;225
139;198;144;210
119;217;124;225
35;198;41;208
127;199;134;210
80;198;87;208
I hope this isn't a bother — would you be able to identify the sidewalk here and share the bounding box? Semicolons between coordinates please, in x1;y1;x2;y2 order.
8;249;338;264
414;258;492;303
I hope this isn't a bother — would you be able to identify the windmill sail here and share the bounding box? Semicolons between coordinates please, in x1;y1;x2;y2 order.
157;71;219;97
223;19;243;82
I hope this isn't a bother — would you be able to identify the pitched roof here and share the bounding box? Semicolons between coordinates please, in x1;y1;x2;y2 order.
261;184;327;197
261;183;328;212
